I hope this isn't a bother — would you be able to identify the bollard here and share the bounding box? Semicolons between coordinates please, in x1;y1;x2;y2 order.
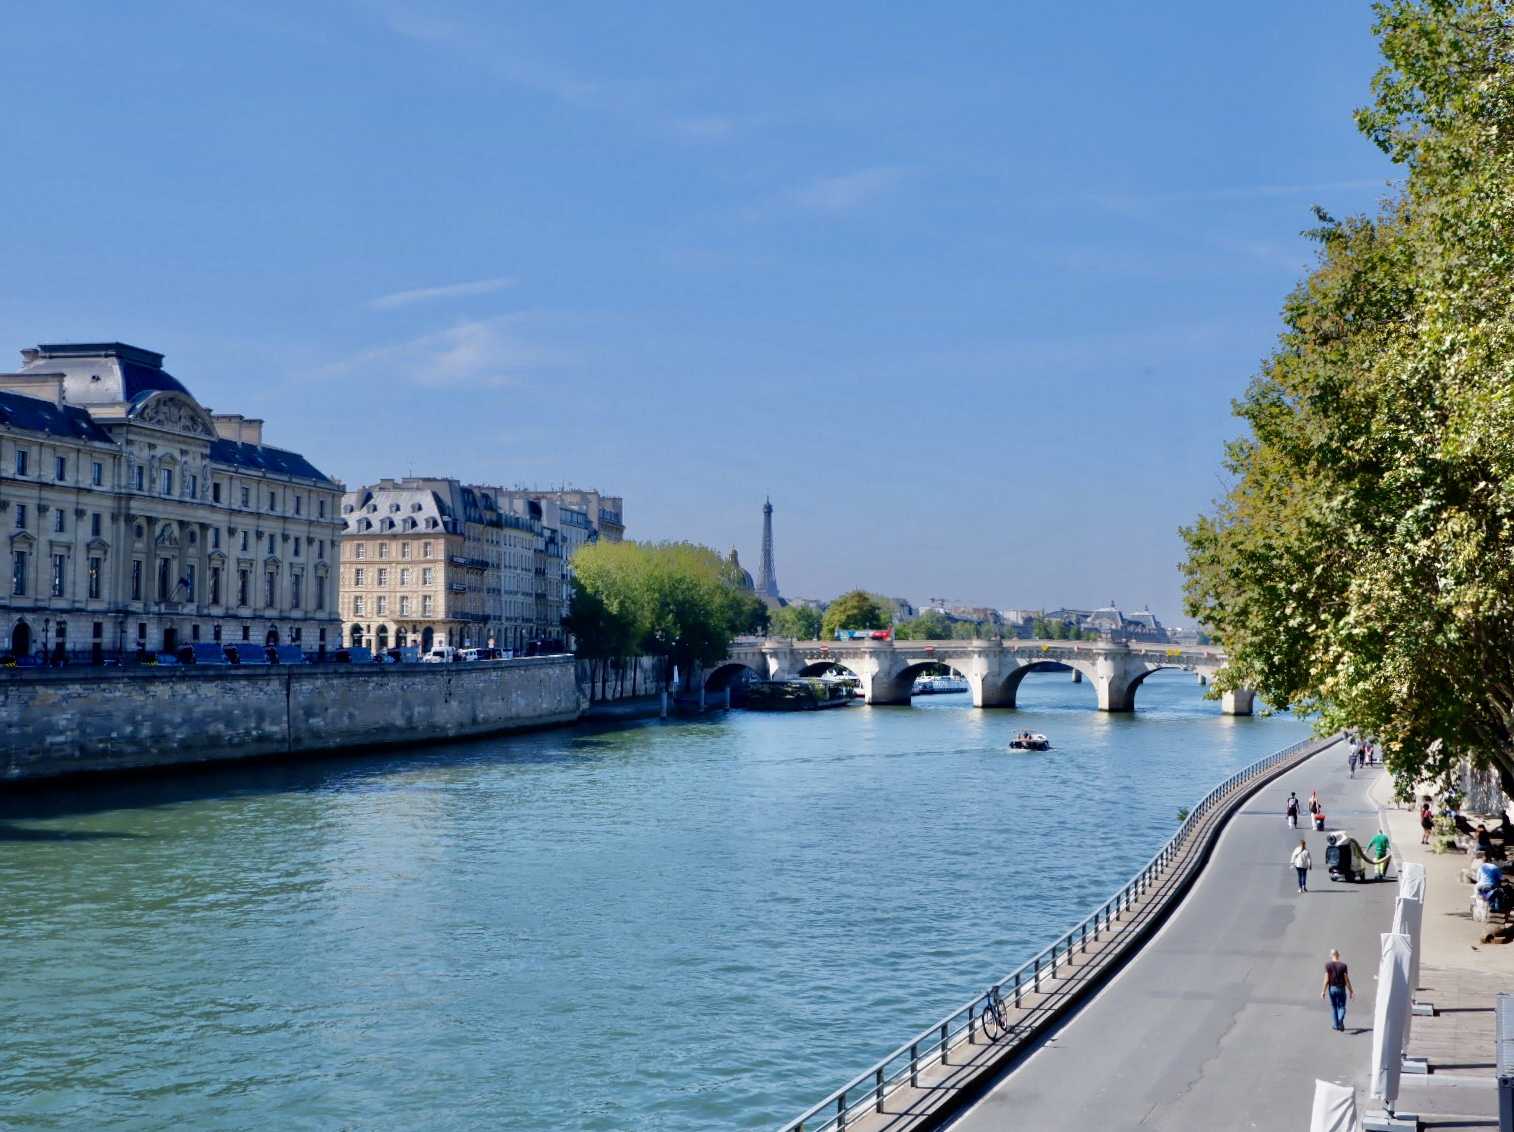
909;1043;918;1087
940;1021;948;1063
875;1067;884;1112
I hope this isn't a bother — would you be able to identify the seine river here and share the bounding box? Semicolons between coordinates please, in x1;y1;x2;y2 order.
1;671;1310;1130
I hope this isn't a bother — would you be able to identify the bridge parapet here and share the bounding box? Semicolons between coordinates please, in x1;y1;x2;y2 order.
711;638;1250;714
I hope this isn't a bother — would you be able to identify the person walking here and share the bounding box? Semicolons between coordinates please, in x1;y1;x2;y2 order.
1348;748;1359;777
1321;949;1354;1031
1366;829;1391;880
1286;792;1301;830
1291;838;1312;893
1308;790;1321;817
1420;800;1434;845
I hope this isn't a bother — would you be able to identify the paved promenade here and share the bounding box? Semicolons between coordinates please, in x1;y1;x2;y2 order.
950;740;1401;1131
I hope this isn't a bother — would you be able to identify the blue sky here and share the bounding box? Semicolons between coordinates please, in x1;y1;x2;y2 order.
1;3;1395;623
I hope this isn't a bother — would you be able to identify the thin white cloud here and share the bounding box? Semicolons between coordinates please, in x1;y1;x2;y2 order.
320;315;573;389
369;276;517;311
789;166;909;213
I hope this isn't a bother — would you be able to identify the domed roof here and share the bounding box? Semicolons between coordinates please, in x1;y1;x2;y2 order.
17;343;192;408
727;547;755;591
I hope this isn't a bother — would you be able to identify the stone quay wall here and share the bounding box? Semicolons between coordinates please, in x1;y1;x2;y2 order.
1;656;582;783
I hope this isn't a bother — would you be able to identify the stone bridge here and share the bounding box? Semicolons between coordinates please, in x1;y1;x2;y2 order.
707;638;1253;714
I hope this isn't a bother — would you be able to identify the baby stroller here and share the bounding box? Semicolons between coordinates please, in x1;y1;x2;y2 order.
1325;831;1367;882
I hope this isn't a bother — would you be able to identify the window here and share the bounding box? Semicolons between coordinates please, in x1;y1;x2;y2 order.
211;527;220;549
422;541;433;558
294;495;302;516
240;485;250;508
182;565;195;601
91;461;103;486
157;559;171;602
11;550;26;596
354;567;365;586
354;543;366;560
210;566;222;605
353;595;365;616
317;540;324;560
421;595;434;615
15;449;27;476
91;513;102;537
378;542;388;559
54;456;67;481
265;569;277;607
53;509;65;534
192;624;201;642
291;574;302;610
131;560;143;601
315;576;326;611
400;542;411;559
239;530;249;553
242;625;251;642
134;465;145;491
161;467;174;496
292;538;301;559
213;624;222;643
14;504;26;530
88;557;101;599
187;474;198;499
237;569;250;606
422;567;434;586
399;568;410;586
375;595;386;615
212;481;222;503
318;499;327;518
268;491;277;512
376;568;388;586
399;595;411;615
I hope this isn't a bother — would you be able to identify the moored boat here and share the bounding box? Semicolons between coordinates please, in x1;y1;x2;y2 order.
1009;732;1051;751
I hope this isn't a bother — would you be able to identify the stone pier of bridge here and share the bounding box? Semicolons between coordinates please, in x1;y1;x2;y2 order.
711;638;1253;715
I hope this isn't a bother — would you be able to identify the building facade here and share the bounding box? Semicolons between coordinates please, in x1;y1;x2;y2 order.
500;488;623;542
0;343;343;660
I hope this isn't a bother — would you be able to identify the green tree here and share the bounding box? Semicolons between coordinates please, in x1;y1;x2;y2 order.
821;590;889;638
1181;0;1514;793
770;603;822;640
896;609;954;640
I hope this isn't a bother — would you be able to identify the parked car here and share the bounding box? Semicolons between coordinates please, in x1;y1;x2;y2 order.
153;653;181;666
458;648;482;662
473;647;505;661
384;646;420;664
175;643;231;666
422;646;458;664
225;643;270;665
334;647;374;665
268;645;307;665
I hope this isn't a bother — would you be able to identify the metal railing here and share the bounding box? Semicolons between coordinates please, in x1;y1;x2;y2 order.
778;733;1332;1132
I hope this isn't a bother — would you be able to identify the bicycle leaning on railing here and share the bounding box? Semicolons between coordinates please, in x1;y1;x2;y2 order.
978;985;1011;1042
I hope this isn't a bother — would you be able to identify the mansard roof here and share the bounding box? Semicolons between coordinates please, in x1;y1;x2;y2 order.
209;438;336;485
0;389;115;444
17;343;193;407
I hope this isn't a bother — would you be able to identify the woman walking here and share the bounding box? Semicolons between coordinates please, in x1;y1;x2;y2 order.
1420;800;1434;845
1320;949;1354;1031
1291;838;1312;894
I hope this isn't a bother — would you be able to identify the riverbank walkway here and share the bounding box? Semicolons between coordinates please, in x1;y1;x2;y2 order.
948;739;1406;1131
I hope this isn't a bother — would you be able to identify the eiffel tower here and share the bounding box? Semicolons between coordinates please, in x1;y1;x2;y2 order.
757;497;781;603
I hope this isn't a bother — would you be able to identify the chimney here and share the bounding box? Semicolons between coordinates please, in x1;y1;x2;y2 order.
212;413;264;446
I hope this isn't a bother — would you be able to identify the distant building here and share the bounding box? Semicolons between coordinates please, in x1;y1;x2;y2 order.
0;343;343;660
502;488;623;542
726;547;755;591
756;497;782;607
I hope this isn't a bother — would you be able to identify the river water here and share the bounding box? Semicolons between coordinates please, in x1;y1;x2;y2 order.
1;671;1310;1131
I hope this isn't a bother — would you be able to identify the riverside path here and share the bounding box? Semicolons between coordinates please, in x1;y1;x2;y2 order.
948;739;1395;1132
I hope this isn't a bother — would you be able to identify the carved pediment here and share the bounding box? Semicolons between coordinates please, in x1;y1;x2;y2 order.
208;548;227;563
132;392;217;439
10;530;35;547
154;522;180;548
86;537;111;553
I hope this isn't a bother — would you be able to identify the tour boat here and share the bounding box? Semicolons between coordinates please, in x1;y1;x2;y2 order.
1009;733;1051;751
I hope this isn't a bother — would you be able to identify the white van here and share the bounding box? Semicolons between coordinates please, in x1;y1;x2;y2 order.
457;648;482;662
422;645;458;664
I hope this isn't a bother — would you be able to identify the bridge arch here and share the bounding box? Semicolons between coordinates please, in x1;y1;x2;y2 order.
979;658;1100;709
876;659;970;705
705;662;760;692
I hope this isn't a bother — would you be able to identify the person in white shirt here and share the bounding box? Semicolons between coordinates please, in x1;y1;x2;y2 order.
1290;838;1312;894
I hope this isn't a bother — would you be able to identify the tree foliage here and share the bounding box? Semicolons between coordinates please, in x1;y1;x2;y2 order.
895;610;955;639
567;540;759;681
1181;0;1514;792
769;603;823;640
820;590;889;637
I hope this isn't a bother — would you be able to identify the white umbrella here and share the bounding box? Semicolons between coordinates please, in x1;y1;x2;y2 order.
1369;932;1412;1104
1391;892;1423;1052
1310;1079;1365;1132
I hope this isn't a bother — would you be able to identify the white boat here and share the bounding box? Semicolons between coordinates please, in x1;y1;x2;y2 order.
912;674;968;695
1009;732;1051;751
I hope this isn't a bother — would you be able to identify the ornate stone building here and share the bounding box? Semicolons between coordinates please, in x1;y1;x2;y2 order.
0;343;344;659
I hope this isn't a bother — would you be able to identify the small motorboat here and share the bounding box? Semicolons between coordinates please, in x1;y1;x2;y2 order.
1009;733;1051;751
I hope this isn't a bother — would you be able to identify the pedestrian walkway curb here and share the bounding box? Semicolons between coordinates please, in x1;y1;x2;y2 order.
780;733;1342;1132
